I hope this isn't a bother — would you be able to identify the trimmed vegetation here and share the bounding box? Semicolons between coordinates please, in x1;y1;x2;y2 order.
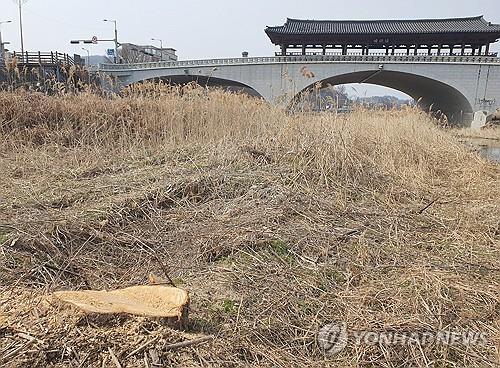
0;85;499;367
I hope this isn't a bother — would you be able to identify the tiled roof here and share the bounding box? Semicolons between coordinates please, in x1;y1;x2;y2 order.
266;16;500;36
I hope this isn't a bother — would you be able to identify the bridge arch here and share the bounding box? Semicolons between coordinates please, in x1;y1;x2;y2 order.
293;70;473;124
128;74;264;99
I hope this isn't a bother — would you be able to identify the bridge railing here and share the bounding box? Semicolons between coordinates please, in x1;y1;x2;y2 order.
280;51;498;57
98;54;500;71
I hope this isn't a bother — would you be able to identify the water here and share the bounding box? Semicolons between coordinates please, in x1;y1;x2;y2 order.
462;138;500;163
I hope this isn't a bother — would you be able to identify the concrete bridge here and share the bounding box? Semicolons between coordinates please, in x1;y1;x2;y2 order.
98;54;500;125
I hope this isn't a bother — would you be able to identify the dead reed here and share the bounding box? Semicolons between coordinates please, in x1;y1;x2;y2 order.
0;85;499;367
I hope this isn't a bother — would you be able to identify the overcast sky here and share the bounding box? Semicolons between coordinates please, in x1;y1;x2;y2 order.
2;0;499;97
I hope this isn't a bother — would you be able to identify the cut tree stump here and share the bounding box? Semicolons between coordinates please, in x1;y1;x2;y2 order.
54;285;189;328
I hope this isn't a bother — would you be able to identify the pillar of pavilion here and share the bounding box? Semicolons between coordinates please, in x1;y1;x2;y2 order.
265;16;500;57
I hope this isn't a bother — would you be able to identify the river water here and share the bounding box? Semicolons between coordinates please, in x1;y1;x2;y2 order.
462;138;500;163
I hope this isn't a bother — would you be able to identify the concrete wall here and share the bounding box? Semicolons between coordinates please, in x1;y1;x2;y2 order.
102;59;500;126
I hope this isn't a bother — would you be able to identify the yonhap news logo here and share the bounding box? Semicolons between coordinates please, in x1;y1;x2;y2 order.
317;322;488;355
317;322;348;355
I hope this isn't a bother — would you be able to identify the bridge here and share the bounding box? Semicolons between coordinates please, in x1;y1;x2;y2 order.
99;54;500;125
98;16;500;126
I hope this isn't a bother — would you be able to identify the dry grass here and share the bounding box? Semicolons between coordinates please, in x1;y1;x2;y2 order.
0;85;499;367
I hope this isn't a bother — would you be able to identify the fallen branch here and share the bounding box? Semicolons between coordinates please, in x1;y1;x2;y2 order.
164;336;214;351
417;198;438;214
126;336;160;358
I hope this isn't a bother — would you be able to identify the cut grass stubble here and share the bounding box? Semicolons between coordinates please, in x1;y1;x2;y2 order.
0;85;499;367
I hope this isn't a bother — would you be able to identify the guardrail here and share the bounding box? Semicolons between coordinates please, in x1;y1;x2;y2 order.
98;54;500;71
9;52;75;66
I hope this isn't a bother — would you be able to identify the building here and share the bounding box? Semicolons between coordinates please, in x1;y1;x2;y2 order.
119;43;177;63
265;16;500;56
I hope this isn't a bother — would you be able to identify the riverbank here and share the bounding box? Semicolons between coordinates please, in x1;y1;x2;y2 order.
454;126;500;163
1;88;499;367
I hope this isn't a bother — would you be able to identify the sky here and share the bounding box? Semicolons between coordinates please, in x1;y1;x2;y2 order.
1;0;500;98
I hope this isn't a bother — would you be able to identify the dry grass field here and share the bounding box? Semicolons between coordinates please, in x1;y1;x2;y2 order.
0;85;499;367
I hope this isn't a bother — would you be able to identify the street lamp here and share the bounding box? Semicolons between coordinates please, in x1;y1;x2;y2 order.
81;47;90;66
103;19;118;63
81;47;91;84
0;20;12;65
151;38;163;61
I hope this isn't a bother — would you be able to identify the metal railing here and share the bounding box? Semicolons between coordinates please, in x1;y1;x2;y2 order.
98;54;500;71
9;52;76;66
279;51;498;57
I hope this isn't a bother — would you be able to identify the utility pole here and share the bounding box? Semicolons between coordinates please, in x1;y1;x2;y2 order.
103;19;119;63
13;0;28;62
